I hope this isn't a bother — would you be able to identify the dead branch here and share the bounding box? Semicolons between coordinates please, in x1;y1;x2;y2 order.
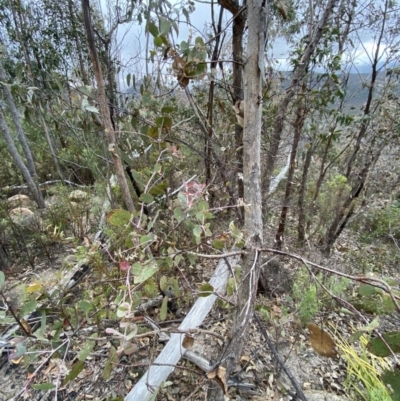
125;253;241;401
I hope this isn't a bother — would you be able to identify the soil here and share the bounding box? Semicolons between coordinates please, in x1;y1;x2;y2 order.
0;232;398;401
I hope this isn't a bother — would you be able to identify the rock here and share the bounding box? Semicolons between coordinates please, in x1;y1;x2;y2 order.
7;194;34;209
9;208;42;228
69;190;88;202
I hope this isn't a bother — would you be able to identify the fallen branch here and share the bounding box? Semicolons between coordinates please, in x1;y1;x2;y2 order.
125;253;241;401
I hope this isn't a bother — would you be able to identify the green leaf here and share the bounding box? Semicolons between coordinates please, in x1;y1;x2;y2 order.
21;300;37;316
32;383;56;390
103;346;117;380
182;8;190;22
14;343;27;358
134;262;159;284
358;284;379;296
382;369;400;401
130;170;146;187
149;181;168;196
160;19;171;35
147;21;159;37
195;36;205;47
159;276;168;292
198;283;214;297
147;126;159;139
106;209;131;227
198;200;209;211
160;296;168;321
368;331;400;357
78;300;93;314
174;207;184;222
126;73;131;87
140;233;154;245
154;36;163;47
62;360;85;386
84;104;99;114
171;20;179;35
155;116;172;129
161;106;174;113
383;277;398;286
193;225;202;238
77;337;96;361
180;40;189;52
117;302;131;318
212;239;225;250
140;193;154;204
187;253;197;265
0;271;4;286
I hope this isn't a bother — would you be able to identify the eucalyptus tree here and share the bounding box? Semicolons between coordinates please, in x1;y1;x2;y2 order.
317;0;400;255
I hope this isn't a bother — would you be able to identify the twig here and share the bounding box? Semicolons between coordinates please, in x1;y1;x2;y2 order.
259;248;400;313
187;250;243;259
254;313;308;401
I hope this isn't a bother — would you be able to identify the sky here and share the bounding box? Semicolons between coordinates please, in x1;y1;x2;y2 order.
110;0;395;86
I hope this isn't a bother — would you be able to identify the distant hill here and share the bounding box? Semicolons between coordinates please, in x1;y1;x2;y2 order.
278;71;393;111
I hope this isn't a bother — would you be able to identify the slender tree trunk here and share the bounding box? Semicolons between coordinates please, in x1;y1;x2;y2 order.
219;0;245;225
0;107;45;208
297;141;314;246
0;57;37;178
81;0;135;212
213;4;265;397
345;0;388;178
68;0;89;85
205;6;224;193
321;140;384;255
275;87;306;249
262;0;339;212
38;105;65;181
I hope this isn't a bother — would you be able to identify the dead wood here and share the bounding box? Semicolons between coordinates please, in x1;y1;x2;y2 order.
125;253;241;401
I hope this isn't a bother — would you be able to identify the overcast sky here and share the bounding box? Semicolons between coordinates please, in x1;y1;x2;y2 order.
111;0;394;86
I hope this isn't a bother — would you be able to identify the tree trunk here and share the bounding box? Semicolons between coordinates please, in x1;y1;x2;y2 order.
262;0;339;212
297;142;314;246
0;107;45;208
68;0;89;85
38;105;65;182
321;140;385;255
219;0;245;225
0;56;37;178
205;6;224;196
275;87;306;249
213;3;265;397
81;0;135;212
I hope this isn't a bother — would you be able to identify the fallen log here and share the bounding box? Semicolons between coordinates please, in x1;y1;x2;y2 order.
125;253;241;401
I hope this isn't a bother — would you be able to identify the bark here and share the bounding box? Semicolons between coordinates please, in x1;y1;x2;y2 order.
344;1;386;178
297;142;314;246
262;0;339;212
0;107;45;208
68;0;89;85
126;253;241;401
38;105;65;182
205;6;224;189
213;2;265;397
275;88;306;249
219;0;245;225
81;0;135;212
321;141;385;255
0;56;37;178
